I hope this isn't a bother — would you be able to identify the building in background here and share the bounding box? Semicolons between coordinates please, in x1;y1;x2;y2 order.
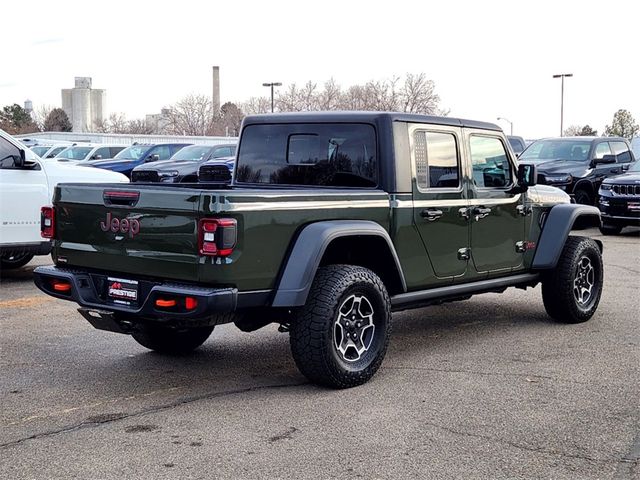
145;108;171;134
61;77;105;132
212;66;220;113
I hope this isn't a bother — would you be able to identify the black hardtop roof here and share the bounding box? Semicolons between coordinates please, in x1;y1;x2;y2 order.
243;111;501;132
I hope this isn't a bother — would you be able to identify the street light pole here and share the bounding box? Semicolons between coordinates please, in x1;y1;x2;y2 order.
497;117;513;135
262;82;282;113
552;73;573;136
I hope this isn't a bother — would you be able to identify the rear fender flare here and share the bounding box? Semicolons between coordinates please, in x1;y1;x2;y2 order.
272;220;406;307
532;203;602;270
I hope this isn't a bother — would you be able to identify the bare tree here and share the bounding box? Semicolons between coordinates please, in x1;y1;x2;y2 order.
126;119;155;134
33;104;54;131
241;96;272;115
166;94;214;136
317;78;342;110
400;73;441;114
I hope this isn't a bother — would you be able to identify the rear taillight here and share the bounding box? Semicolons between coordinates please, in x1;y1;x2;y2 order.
198;218;237;256
41;206;55;239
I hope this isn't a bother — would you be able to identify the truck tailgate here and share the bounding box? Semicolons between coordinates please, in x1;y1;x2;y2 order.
54;184;200;281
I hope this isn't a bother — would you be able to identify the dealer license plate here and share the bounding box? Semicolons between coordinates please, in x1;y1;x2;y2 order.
107;277;139;306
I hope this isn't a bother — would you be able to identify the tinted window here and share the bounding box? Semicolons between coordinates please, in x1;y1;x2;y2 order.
508;137;525;154
236;124;377;187
47;146;66;158
0;136;21;168
211;146;233;158
610;141;632;163
520;140;591;162
150;145;171;160
469;136;513;188
172;145;213;161
93;147;111;159
414;131;460;189
110;146;125;157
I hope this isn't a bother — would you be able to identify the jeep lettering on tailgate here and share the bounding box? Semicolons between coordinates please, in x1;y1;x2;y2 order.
100;213;140;238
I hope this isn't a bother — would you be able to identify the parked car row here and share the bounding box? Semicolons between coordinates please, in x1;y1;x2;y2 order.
28;141;238;180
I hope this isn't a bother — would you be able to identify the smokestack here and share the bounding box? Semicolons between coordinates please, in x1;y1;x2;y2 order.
212;66;220;114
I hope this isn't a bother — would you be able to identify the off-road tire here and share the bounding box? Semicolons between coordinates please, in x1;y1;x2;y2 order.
542;236;603;324
289;265;392;389
132;325;214;354
0;253;34;270
573;189;592;206
599;223;622;235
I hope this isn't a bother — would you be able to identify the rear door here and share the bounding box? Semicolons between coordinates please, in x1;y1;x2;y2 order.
410;124;469;279
0;137;49;245
465;130;525;273
55;185;201;281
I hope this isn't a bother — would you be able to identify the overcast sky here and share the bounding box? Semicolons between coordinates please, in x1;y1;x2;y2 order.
3;0;638;138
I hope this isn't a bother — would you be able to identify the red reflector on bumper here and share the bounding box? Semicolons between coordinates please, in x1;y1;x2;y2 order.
52;280;71;292
185;297;198;310
155;298;176;308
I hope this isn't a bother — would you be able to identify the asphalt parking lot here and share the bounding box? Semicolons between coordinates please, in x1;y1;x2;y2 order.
1;228;639;480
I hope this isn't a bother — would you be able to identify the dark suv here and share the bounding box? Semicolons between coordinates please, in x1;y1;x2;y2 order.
597;160;640;234
86;143;191;178
519;137;635;205
131;144;236;183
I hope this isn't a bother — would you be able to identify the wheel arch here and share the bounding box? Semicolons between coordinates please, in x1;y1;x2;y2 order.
532;203;602;270
272;220;407;307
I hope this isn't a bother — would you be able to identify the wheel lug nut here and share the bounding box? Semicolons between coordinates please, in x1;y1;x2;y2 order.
345;321;350;328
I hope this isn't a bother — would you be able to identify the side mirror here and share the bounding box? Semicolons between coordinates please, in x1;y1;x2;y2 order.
517;163;537;188
147;154;160;162
14;149;26;168
594;154;616;165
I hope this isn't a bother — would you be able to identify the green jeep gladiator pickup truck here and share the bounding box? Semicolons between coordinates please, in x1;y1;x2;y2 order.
34;112;604;388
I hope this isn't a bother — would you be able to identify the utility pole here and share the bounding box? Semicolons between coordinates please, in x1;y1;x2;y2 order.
262;82;282;113
553;73;573;136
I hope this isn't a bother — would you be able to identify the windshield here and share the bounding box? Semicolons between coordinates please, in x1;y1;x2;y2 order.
31;146;50;157
114;145;148;160
55;146;93;160
520;139;591;162
170;145;212;161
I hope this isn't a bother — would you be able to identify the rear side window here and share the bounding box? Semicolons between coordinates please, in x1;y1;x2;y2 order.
110;146;125;157
93;147;111;159
610;141;632;163
414;131;460;189
236;124;377;187
469;136;513;188
211;146;233;158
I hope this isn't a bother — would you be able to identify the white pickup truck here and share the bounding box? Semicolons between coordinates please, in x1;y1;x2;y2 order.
0;129;128;269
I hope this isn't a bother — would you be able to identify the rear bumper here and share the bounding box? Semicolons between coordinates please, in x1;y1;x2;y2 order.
33;265;237;320
1;241;51;256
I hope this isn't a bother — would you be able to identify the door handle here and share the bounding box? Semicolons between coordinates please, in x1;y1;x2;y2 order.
473;206;492;221
421;208;443;221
